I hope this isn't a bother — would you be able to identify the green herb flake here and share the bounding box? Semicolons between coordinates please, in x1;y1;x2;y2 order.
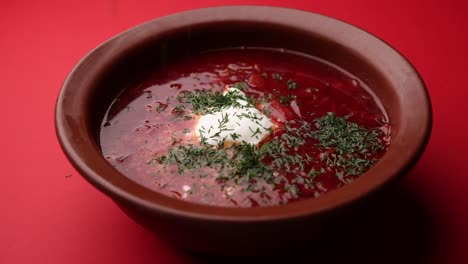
272;73;283;81
287;79;298;89
308;168;322;179
155;103;167;113
312;112;386;176
152;97;387;200
230;133;240;140
176;84;254;115
285;184;300;196
233;82;249;91
279;95;297;105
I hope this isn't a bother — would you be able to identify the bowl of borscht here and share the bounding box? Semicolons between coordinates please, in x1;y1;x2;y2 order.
55;6;432;255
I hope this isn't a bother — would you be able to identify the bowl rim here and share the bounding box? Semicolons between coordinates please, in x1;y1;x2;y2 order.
55;5;432;222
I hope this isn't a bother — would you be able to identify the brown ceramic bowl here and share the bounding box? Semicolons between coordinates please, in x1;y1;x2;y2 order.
55;6;431;255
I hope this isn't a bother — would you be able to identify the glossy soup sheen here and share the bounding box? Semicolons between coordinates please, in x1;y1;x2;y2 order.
100;49;391;207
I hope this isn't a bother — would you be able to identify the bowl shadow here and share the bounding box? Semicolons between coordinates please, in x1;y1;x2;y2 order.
185;179;437;263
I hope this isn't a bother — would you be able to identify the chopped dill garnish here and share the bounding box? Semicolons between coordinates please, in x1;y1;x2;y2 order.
218;113;230;129
287;79;298;89
153;88;387;195
279;95;297;105
312;112;384;155
250;127;262;138
230;133;240;140
285;184;300;196
272;73;283;81
170;104;186;120
154;142;273;183
175;84;253;115
307;168;322;179
312;112;385;175
233;82;249;91
155;103;167;113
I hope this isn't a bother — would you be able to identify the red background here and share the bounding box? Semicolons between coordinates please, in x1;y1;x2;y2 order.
2;0;467;263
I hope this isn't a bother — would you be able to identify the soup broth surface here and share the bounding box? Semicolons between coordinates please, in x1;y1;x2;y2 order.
100;49;390;207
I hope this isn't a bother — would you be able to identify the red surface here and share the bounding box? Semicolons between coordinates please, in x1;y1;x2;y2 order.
1;0;467;263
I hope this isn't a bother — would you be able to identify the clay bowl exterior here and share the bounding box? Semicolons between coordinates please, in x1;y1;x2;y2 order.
55;6;432;255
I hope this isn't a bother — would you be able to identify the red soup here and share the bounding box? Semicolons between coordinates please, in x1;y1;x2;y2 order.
100;49;391;207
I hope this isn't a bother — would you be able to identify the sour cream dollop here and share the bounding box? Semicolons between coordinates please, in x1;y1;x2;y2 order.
194;86;273;146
